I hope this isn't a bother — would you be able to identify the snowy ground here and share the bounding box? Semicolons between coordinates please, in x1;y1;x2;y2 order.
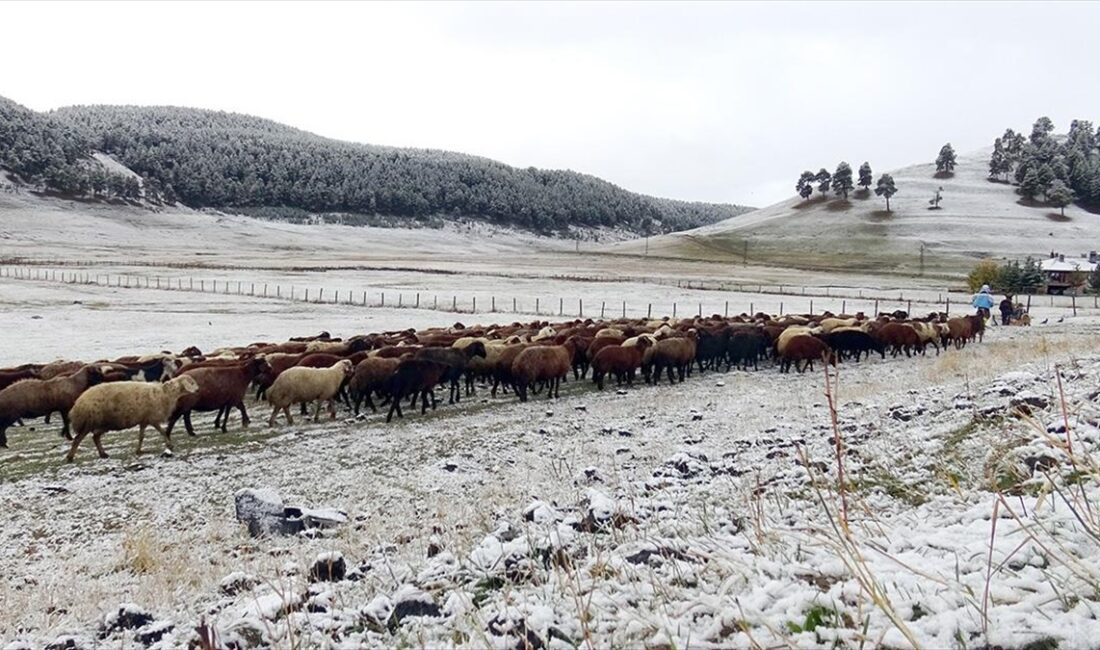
2;309;1100;648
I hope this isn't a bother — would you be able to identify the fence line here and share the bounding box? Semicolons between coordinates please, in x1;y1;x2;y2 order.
1;264;1093;321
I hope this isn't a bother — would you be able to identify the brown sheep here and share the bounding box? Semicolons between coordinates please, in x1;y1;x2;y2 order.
491;344;530;397
873;322;923;358
778;335;835;373
0;365;106;446
253;352;307;399
591;338;653;389
644;336;697;384
0;368;40;392
349;357;403;415
511;343;575;402
169;357;272;435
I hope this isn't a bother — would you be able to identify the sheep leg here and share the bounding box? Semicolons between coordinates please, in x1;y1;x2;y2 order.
61;411;72;440
313;400;323;422
184;411;196;436
328;399;337;420
237;402;250;428
365;392;378;413
300;402;309;416
420;390;430;415
153;422;172;452
386;391;403;422
65;430;92;462
268;407;278;427
284;406;294;425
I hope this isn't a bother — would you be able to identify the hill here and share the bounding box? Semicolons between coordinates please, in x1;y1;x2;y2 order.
0;96;752;235
608;148;1100;277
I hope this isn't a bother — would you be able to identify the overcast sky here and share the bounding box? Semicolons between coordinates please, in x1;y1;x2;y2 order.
4;1;1098;206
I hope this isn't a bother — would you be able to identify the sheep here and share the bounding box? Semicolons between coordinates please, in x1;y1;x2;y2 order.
776;326;814;356
414;341;487;403
693;327;730;372
65;375;200;462
778;335;835;373
253;352;306;399
267;360;354;426
0;368;40;392
384;359;449;422
168;357;272;435
564;335;594;379
726;328;769;371
348;357;403;414
819;329;884;362
0;365;107;447
911;321;942;355
305;337;370;355
591;338;653;389
818;317;860;333
37;360;86;380
511;343;575;402
594;327;624;339
873;322;924;358
491;343;530;397
644;336;697;384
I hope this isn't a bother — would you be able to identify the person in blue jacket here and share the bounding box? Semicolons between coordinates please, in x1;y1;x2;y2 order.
972;284;995;321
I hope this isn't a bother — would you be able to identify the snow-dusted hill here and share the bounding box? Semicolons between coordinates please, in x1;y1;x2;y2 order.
608;149;1100;277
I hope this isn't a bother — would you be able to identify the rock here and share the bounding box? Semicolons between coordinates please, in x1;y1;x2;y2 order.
44;637;85;650
235;488;290;537
623;545;692;566
99;604;154;639
219;572;257;596
692;414;703;421
41;485;70;495
134;621;174;646
523;500;560;524
427;538;444;558
576;467;603;484
309;551;347;582
235;489;347;537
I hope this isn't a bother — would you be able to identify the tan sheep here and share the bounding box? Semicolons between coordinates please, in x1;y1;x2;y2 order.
776;326;814;355
65;375;200;462
267;359;354;426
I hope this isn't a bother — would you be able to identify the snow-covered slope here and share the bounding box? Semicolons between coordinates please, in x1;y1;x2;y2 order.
608;149;1100;277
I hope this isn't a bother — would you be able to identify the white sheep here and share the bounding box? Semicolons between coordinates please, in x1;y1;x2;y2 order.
65;375;200;462
267;360;354;426
776;326;814;355
594;327;624;339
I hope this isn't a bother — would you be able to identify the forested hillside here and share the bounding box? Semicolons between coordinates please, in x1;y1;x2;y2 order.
0;96;751;234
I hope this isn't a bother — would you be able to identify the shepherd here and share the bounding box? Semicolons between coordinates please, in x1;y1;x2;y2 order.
972;284;994;322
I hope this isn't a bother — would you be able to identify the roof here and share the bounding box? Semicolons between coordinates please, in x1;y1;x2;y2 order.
1040;258;1097;273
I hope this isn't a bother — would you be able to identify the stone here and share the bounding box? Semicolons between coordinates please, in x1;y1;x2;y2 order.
99;604;154;639
309;552;347;582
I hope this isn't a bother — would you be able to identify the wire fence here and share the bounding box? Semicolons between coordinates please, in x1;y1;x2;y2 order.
1;264;1094;321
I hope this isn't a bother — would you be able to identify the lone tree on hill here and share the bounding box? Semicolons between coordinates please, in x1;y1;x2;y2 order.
1047;179;1075;216
815;168;831;194
831;161;854;199
796;170;815;200
858;162;873;191
935;143;957;174
988;138;1012;180
875;173;897;212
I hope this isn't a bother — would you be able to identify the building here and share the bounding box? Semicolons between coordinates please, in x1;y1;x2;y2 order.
1040;252;1098;294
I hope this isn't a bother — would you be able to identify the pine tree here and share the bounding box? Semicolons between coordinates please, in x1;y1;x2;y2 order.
815;168;831;194
1089;264;1100;294
1020;257;1044;293
796;170;815;200
989;138;1009;180
935;143;957;173
1031;116;1055;145
1019;168;1041;200
1037;164;1056;197
831;161;854;199
1047;179;1075;216
858;162;873;191
874;173;897;212
998;260;1023;293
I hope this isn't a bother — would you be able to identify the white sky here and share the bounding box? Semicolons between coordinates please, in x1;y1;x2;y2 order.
3;1;1098;207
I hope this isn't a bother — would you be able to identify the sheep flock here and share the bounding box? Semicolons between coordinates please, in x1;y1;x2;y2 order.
0;308;987;462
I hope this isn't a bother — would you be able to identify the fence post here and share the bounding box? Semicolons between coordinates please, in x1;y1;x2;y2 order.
779;302;784;315
434;295;438;310
535;297;540;314
874;299;879;314
1025;295;1030;313
416;293;420;308
381;292;385;307
750;302;754;314
600;301;605;318
842;299;846;313
492;296;496;312
200;280;204;292
622;300;626;318
946;297;950;315
559;298;563;316
513;297;517;312
472;296;476;312
698;303;702;317
306;288;310;302
673;302;677;318
724;300;729;317
363;291;367;306
251;283;255;296
647;303;652;319
1073;293;1077;316
453;296;457;311
810;299;813;314
190;277;194;290
907;300;912;314
579;299;583;317
398;293;403;307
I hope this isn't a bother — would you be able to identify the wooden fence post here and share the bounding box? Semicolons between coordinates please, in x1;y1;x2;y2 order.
724;300;729;317
305;288;310;302
559;298;563;316
810;299;813;314
842;299;846;313
622;300;626;318
452;296;457;311
946;297;950;315
1072;293;1077;316
492;296;495;312
673;303;677;318
874;299;879;314
579;298;583;317
535;298;540;314
779;302;784;315
398;293;403;307
513;297;517;312
381;292;385;306
472;296;476;312
600;301;605;318
647;303;652;318
750;302;754;314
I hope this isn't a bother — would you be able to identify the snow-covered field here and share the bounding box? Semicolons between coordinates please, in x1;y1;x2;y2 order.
2;286;1100;648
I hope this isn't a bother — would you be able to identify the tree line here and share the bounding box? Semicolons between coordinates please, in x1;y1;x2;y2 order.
989;116;1099;215
0;96;752;235
795;161;897;211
